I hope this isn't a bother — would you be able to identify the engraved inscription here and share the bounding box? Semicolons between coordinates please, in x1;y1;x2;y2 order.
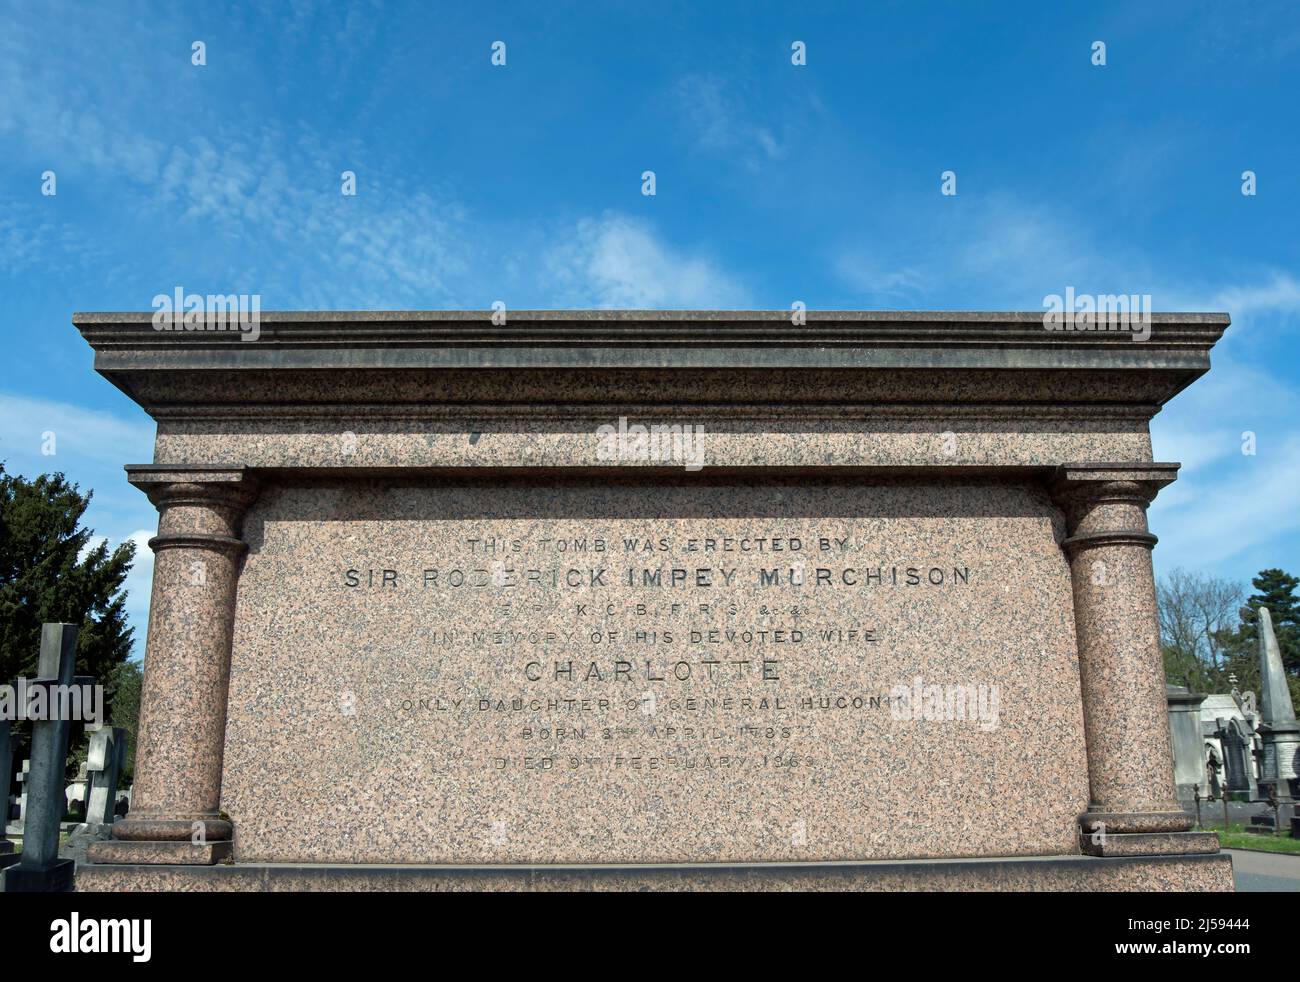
338;532;972;776
223;482;1088;865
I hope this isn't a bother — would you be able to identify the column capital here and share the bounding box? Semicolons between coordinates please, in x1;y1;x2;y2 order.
1050;462;1179;507
125;464;259;510
1050;462;1178;556
126;465;259;558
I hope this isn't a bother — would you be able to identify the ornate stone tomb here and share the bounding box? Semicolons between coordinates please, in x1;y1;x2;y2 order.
75;311;1232;890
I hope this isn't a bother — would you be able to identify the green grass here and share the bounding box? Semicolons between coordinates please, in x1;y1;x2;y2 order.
2;831;75;856
1216;824;1300;855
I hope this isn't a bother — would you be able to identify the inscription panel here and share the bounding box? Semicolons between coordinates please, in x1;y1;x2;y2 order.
223;481;1090;863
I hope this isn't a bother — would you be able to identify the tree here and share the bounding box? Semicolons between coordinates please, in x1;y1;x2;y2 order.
1156;568;1243;692
1218;568;1300;711
0;464;135;775
107;659;142;784
1242;570;1300;670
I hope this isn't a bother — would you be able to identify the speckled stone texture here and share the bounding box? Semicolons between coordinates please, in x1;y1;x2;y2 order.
86;840;233;865
108;468;257;849
72;310;1231;890
152;417;1154;471
1054;465;1193;837
221;477;1088;864
75;854;1234;892
1081;832;1219;857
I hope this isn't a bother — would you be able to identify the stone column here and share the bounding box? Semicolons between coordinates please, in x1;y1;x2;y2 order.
92;467;257;865
1052;464;1213;856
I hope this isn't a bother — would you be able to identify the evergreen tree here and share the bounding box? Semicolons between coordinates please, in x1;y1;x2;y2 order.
1220;570;1300;665
107;659;142;784
0;464;136;773
1246;569;1300;670
1218;568;1300;710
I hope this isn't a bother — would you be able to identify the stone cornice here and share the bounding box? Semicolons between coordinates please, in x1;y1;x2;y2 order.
74;310;1229;421
73;308;1230;345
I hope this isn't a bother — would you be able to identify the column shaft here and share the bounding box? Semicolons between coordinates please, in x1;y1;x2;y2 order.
1054;465;1193;838
109;468;256;851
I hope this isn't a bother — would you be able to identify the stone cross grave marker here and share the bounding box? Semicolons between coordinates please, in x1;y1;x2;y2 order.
0;719;14;865
2;623;79;892
84;725;127;828
15;757;29;825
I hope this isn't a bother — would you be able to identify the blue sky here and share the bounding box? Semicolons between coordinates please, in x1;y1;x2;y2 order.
1;1;1297;652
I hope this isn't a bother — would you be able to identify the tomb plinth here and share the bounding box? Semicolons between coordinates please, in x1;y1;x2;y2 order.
74;310;1234;891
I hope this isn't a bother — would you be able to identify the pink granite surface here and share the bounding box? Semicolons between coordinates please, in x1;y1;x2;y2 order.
1057;470;1192;834
69;311;1234;889
218;478;1091;864
153;416;1153;470
119;474;254;840
75;854;1234;892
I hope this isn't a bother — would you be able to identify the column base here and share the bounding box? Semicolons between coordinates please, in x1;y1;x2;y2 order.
87;839;233;865
75;854;1235;892
1080;809;1194;835
1081;831;1220;857
3;858;75;892
111;815;232;841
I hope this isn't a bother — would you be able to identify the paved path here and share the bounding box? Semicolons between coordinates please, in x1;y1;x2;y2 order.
1227;848;1300;891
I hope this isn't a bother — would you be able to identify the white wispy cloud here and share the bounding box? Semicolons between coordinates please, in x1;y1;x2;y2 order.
832;193;1298;585
675;74;791;168
833;255;928;301
0;394;155;472
543;213;749;308
81;529;156;648
831;193;1170;309
1150;352;1298;472
1152;434;1300;573
2;3;757;315
1209;271;1300;329
1;394;158;652
0;201;110;274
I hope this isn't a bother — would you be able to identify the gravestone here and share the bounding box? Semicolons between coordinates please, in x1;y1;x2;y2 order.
1204;747;1222;800
66;726;129;867
65;761;89;814
1215;717;1257;798
75;310;1233;891
84;725;127;828
14;758;29;828
0;720;14;866
3;623;79;892
1166;685;1207;800
1256;607;1300;803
